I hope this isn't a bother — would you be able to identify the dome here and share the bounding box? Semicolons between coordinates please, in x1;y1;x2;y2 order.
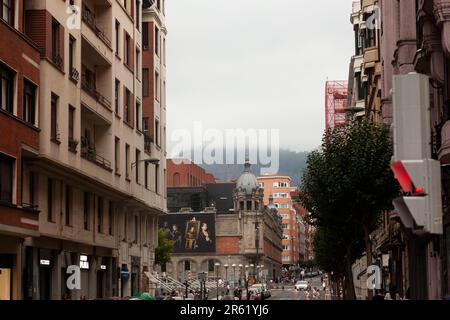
236;160;259;195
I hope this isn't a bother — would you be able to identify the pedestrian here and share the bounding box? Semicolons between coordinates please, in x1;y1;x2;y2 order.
305;289;311;301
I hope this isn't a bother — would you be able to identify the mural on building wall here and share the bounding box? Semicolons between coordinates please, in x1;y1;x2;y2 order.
160;213;216;253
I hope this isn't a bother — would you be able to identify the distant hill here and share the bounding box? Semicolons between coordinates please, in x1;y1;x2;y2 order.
199;149;309;186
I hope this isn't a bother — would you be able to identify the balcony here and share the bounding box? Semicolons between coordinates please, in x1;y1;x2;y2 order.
81;76;112;110
363;46;379;65
80;137;112;171
144;133;153;154
81;9;111;48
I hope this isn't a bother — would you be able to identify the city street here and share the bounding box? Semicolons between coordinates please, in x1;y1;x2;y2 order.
268;277;326;301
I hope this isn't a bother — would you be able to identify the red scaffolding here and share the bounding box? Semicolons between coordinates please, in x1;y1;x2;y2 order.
325;80;348;131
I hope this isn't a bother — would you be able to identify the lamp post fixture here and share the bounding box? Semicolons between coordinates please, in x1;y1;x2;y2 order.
224;264;229;284
131;158;160;168
239;264;243;288
215;262;221;300
245;265;250;300
232;264;237;287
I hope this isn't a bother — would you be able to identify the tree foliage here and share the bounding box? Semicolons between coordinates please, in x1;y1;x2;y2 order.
154;228;174;267
300;120;399;299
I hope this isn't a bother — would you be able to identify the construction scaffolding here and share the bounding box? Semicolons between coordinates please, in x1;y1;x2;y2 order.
325;80;348;131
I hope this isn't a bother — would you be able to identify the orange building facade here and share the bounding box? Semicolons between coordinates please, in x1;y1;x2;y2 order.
257;175;300;266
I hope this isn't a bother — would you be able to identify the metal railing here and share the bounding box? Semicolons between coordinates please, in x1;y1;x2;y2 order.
82;10;111;47
81;146;112;170
81;77;112;109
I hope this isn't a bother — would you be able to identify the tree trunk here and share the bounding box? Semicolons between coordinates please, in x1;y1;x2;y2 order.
344;248;356;300
364;225;373;300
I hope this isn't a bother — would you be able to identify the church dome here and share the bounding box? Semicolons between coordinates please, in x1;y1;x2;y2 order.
236;160;259;195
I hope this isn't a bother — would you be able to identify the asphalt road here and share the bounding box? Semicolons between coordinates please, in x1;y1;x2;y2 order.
268;277;326;301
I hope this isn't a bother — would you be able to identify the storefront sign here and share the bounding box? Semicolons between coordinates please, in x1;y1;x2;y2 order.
80;255;89;270
100;265;107;270
39;259;51;266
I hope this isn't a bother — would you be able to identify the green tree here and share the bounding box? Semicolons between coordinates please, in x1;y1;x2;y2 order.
300;120;399;299
154;229;174;267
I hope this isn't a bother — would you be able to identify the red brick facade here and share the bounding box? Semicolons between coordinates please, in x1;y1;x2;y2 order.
0;12;40;233
167;159;216;187
216;236;241;254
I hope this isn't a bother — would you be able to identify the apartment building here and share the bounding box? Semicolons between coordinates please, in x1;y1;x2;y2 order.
0;0;167;300
347;0;382;122
257;175;300;266
0;0;41;300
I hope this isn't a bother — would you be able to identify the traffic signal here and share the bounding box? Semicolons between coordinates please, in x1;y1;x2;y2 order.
391;159;443;235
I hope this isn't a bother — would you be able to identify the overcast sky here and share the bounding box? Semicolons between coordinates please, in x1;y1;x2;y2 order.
166;0;355;153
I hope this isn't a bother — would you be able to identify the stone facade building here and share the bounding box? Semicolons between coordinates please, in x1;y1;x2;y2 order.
162;161;283;283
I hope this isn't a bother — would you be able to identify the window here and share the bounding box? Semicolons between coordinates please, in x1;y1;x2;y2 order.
29;171;35;206
155;164;159;194
69;36;76;79
0;63;14;114
135;149;140;184
51;19;61;66
47;178;53;222
1;0;14;26
125;144;130;179
23;80;36;125
184;260;191;272
142;22;149;50
208;260;215;272
124;88;130;123
142;69;149;97
274;182;289;188
143;117;149;133
50;93;58;142
136;49;140;79
246;201;252;211
283;245;290;250
65;185;72;226
135;0;140;29
144;162;149;189
98;196;104;233
68;105;75;141
136;100;141;131
125;32;131;66
115;79;120;114
108;201;114;236
115;137;120;173
282;223;289;230
83;192;90;230
0;153;14;204
134;215;139;243
155;72;160;101
155;119;160;146
115;20;120;56
155;26;159;56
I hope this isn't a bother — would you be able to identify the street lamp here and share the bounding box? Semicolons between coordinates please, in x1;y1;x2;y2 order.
245;265;250;300
239;264;243;288
131;158;160;168
224;264;229;283
232;264;237;287
215;262;221;300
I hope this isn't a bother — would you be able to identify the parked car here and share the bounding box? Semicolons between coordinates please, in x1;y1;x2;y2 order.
295;280;309;291
249;284;271;299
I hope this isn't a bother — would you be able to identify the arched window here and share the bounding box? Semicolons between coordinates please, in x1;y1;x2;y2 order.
173;173;180;186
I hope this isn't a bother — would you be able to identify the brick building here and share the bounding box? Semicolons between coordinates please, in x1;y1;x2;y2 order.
167;159;216;187
0;0;41;300
161;161;283;284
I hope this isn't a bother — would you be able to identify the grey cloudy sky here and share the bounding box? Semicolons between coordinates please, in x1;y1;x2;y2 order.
166;0;355;153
